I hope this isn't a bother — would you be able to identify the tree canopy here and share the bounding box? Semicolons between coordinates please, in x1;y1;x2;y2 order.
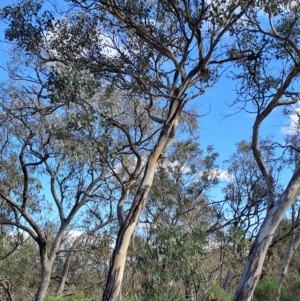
1;1;300;301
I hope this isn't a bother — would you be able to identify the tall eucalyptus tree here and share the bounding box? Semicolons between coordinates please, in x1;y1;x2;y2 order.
1;0;255;300
0;83;115;301
227;2;300;300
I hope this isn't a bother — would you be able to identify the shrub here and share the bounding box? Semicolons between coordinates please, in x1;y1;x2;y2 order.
253;277;276;301
45;292;91;301
206;282;233;301
281;274;300;301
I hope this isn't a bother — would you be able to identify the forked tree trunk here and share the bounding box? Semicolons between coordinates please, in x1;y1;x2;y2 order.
102;109;180;301
234;166;300;301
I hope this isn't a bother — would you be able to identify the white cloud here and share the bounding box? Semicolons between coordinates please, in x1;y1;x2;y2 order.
281;108;300;135
42;18;118;62
217;169;234;181
160;160;233;182
198;169;234;182
159;160;192;174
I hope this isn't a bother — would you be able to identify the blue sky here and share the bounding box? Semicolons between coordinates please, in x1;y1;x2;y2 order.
189;70;289;167
0;0;290;163
0;0;299;242
0;0;295;198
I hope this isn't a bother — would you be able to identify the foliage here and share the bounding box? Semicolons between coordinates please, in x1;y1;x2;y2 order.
280;274;300;301
2;0;300;301
253;277;276;301
133;227;206;301
207;282;234;301
45;292;91;301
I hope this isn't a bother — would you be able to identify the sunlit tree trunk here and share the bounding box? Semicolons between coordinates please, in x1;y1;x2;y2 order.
102;109;180;301
234;167;300;301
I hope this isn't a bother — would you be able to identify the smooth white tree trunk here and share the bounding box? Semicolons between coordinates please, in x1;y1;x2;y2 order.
234;166;300;301
102;109;180;301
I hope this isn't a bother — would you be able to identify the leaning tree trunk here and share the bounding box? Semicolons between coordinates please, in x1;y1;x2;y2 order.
102;156;164;301
102;109;180;301
56;219;113;297
275;233;300;301
234;166;300;301
56;235;84;297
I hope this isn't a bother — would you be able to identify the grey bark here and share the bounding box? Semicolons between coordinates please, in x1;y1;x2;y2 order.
33;241;55;301
234;166;300;301
222;269;232;293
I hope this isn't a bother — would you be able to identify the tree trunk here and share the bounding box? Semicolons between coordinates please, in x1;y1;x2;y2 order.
56;232;88;297
56;244;79;297
234;166;300;301
33;246;53;301
222;269;232;293
102;179;153;301
275;233;300;301
33;222;72;301
102;111;180;301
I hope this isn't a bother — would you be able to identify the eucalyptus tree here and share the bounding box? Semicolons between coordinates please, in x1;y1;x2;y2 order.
54;230;114;299
0;234;40;301
225;2;300;300
274;133;300;301
0;228;30;301
274;205;300;301
125;140;223;301
223;139;284;240
1;0;257;299
220;139;283;293
0;83;116;301
55;224;115;298
143;140;220;231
